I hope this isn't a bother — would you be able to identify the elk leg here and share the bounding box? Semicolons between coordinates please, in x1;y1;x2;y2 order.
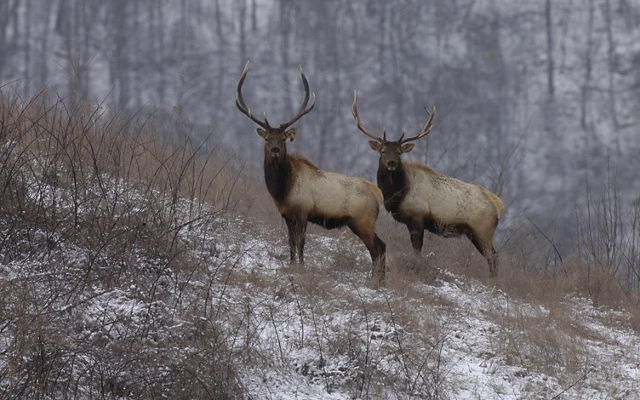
349;225;387;287
487;246;498;278
407;220;424;253
284;216;306;265
297;219;308;265
468;233;498;277
284;216;298;263
372;234;387;286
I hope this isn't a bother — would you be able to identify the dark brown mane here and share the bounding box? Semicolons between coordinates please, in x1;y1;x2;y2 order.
264;156;292;203
377;162;408;217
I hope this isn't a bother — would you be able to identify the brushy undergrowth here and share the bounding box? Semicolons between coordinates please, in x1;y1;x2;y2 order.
3;88;638;399
0;90;247;399
0;89;453;400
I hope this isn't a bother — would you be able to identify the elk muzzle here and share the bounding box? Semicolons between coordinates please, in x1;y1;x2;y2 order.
386;160;398;171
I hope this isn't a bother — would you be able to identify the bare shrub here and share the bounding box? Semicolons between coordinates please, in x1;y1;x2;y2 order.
0;89;248;399
491;300;586;376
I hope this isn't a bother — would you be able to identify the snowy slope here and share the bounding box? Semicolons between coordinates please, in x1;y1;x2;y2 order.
196;217;640;399
1;175;639;399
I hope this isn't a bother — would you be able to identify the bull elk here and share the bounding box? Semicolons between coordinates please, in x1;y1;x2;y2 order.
235;63;387;285
351;91;505;276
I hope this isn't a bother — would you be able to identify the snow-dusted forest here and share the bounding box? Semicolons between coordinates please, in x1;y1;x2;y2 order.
2;0;640;261
1;0;640;398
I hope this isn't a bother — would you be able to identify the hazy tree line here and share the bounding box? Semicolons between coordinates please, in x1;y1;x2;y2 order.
1;0;640;281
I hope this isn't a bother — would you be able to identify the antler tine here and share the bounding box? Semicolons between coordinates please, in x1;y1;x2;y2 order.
351;90;384;142
280;66;317;129
400;105;436;143
262;112;271;128
235;61;271;129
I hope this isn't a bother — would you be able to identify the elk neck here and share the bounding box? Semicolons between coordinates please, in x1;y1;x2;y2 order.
377;161;408;215
263;148;293;203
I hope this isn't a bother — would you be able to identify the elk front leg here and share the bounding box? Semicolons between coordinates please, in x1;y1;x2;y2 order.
284;216;298;264
407;220;424;254
284;215;307;265
297;219;308;265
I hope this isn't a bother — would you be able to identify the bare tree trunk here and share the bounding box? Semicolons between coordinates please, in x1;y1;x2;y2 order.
38;1;53;86
238;0;247;65
23;0;32;96
176;0;187;109
280;0;292;113
603;0;620;132
316;4;340;168
157;2;166;107
0;0;20;80
132;0;142;110
213;0;225;124
378;4;387;77
80;0;94;99
389;7;404;129
251;0;258;32
545;0;555;98
580;0;594;131
110;0;129;108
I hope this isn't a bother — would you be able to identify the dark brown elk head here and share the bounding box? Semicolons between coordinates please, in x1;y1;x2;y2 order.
352;91;435;171
236;62;316;162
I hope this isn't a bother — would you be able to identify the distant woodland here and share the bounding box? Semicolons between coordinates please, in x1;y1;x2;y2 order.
2;0;640;281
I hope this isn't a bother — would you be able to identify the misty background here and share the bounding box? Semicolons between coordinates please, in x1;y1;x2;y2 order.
1;0;639;260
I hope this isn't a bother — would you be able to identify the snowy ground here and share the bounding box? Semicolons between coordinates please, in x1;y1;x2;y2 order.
2;183;639;398
196;218;640;400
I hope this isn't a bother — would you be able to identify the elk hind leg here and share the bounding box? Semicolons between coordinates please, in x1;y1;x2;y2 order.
468;232;498;277
350;223;387;287
486;245;498;277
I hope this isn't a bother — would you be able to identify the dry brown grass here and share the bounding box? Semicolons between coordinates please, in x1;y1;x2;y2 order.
376;211;640;318
0;89;254;399
494;312;586;377
366;198;640;384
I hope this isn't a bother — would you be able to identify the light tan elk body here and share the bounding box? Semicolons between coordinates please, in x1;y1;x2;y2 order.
235;64;386;285
352;92;504;276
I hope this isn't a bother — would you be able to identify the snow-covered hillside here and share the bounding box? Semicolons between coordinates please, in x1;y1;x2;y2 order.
4;201;639;398
191;218;640;399
1;92;639;399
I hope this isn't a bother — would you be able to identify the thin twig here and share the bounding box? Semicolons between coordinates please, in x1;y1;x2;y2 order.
548;372;589;400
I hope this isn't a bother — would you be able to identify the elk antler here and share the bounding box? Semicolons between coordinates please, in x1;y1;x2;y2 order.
236;62;271;129
351;90;385;142
279;66;317;130
399;106;436;143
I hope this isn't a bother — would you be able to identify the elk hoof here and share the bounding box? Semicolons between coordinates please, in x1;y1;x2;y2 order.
288;260;304;270
371;274;385;289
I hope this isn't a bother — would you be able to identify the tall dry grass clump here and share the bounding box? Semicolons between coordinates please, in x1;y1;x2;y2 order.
0;89;251;399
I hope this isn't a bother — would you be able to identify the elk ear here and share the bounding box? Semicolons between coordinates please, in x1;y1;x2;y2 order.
368;141;382;152
256;128;268;138
284;127;297;141
401;143;415;153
